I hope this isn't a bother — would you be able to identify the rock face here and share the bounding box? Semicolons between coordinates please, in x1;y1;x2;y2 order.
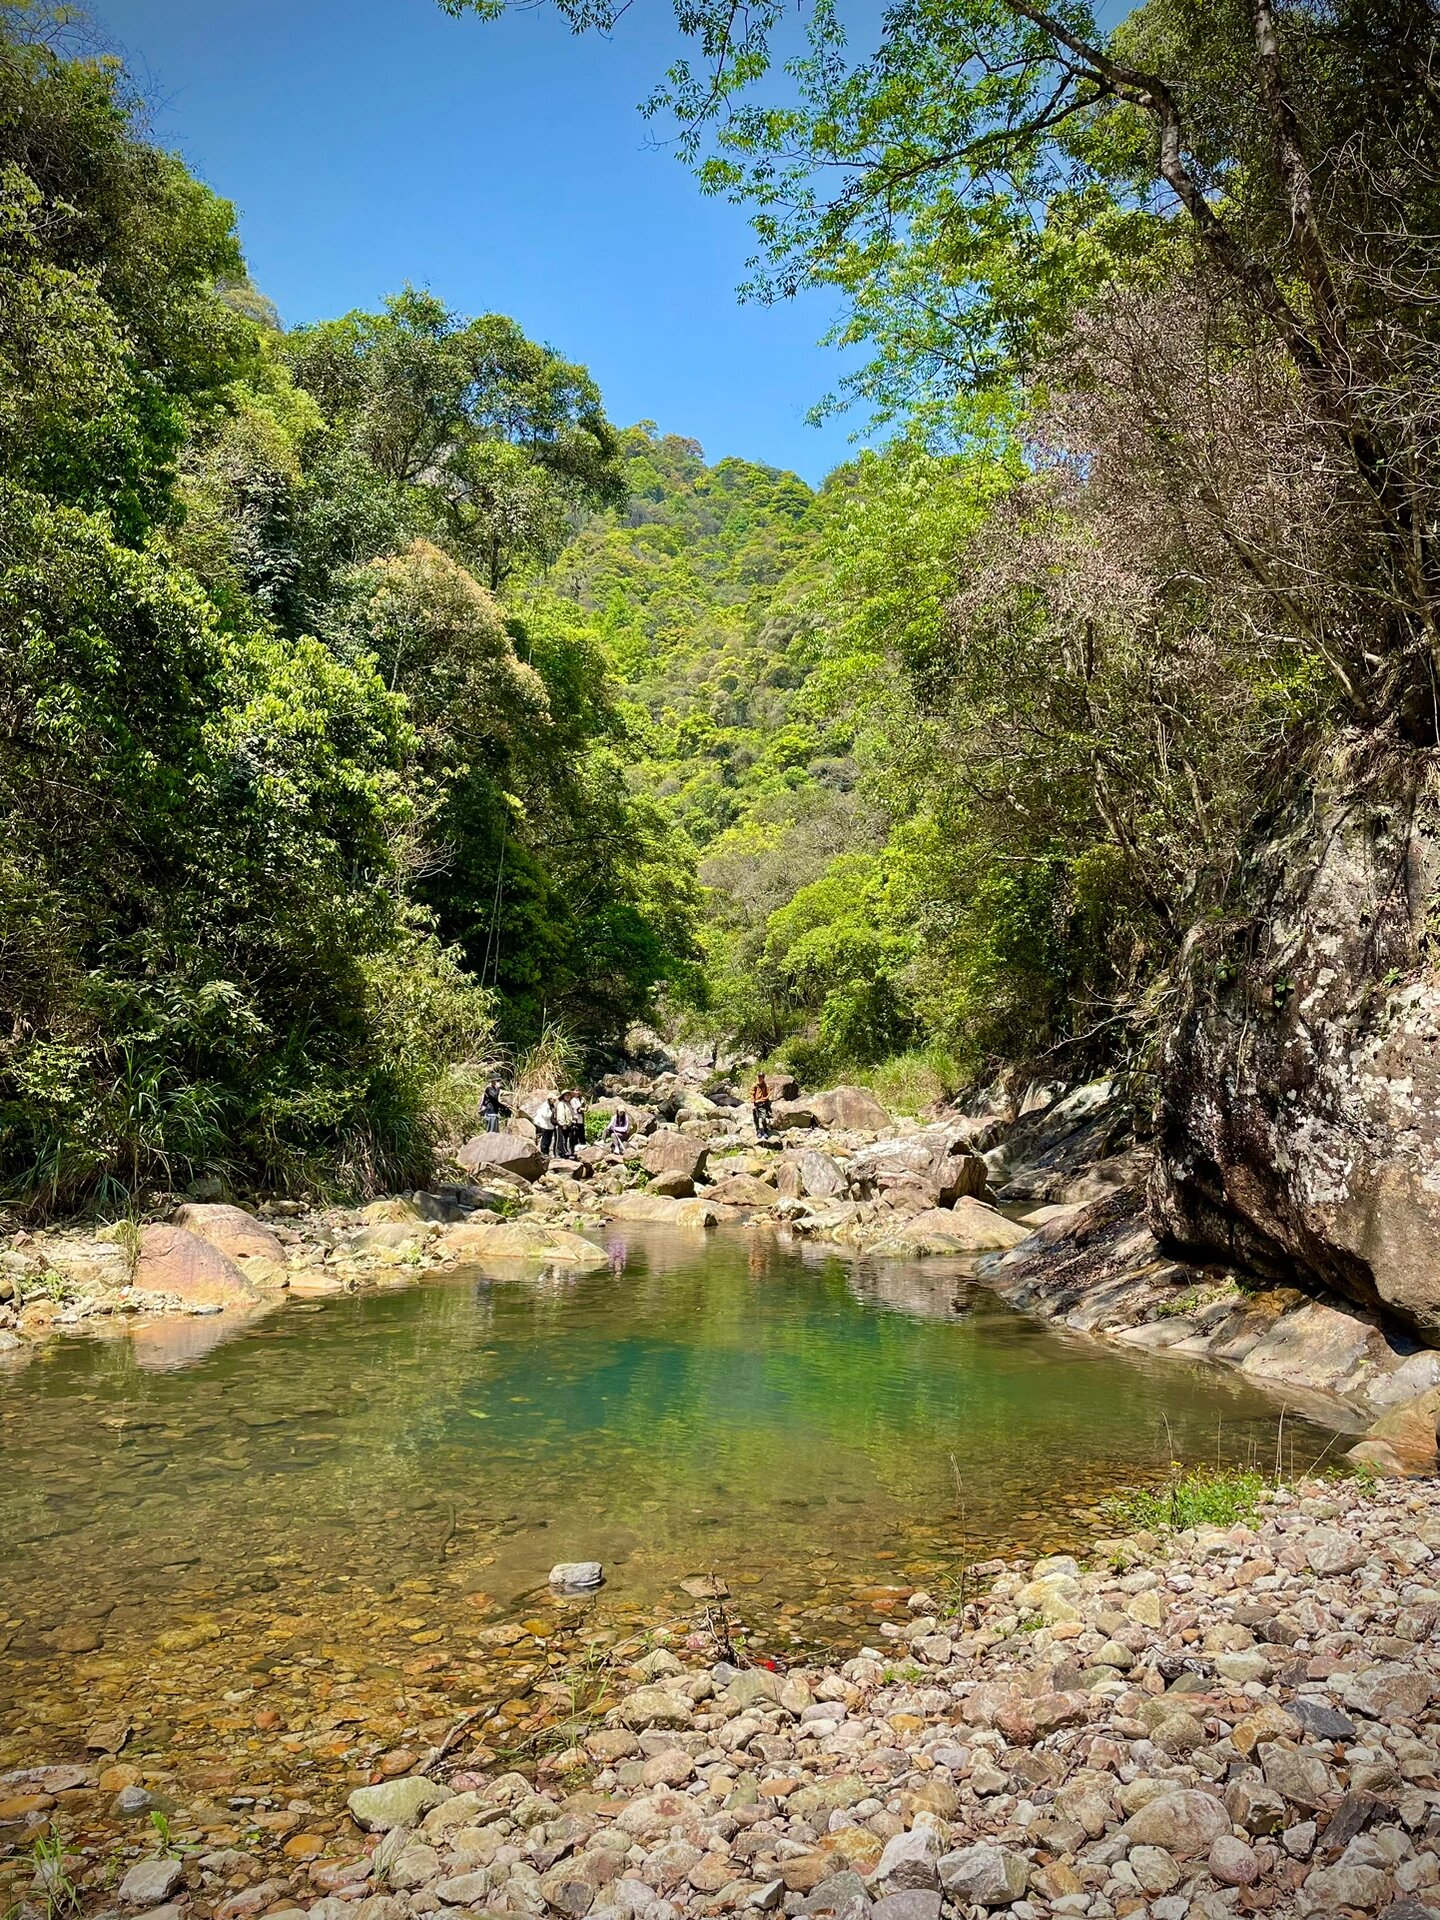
133;1226;263;1310
455;1131;547;1181
171;1203;285;1265
1152;731;1440;1344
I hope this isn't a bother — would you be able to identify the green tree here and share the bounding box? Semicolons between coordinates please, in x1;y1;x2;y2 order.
283;289;626;591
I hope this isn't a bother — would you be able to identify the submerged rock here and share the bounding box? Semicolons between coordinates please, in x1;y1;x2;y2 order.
550;1561;604;1591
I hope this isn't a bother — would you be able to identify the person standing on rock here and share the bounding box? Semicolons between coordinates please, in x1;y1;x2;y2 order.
751;1072;774;1140
535;1091;557;1157
567;1089;586;1156
480;1080;509;1133
552;1090;574;1159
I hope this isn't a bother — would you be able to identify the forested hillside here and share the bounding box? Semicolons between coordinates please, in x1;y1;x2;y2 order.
8;0;1440;1229
0;12;697;1211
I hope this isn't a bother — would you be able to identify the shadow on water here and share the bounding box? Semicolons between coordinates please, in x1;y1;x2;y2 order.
0;1224;1337;1782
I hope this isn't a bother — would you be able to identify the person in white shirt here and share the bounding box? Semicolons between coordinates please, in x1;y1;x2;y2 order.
551;1092;573;1158
535;1094;557;1156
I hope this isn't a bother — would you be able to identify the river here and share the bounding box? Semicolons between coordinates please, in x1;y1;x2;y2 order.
0;1224;1335;1793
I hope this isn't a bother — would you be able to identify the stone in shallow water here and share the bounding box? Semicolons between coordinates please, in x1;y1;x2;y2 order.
550;1561;604;1592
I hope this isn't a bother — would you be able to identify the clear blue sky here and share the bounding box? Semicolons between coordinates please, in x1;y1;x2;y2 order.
93;0;874;486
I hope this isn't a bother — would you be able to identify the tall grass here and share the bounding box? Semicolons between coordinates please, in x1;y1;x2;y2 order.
511;1020;583;1094
845;1047;961;1115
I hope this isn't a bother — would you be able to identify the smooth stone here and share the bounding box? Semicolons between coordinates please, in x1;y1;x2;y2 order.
550;1562;604;1591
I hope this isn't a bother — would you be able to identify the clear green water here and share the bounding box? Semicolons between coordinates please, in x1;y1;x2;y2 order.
0;1225;1333;1782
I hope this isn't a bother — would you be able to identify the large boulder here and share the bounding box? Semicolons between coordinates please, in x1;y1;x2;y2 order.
850;1128;988;1205
1151;732;1440;1343
641;1129;709;1183
808;1085;890;1131
881;1200;1031;1253
171;1203;285;1265
771;1099;818;1131
786;1148;847;1199
606;1193;718;1228
439;1221;606;1268
455;1131;547;1181
1351;1385;1440;1472
705;1173;780;1209
133;1226;263;1309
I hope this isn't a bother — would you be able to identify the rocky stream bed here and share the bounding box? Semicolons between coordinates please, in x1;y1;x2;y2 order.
5;1059;1440;1920
3;1477;1439;1920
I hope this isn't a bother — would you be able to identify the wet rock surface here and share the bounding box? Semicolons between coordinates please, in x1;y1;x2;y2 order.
3;1476;1438;1920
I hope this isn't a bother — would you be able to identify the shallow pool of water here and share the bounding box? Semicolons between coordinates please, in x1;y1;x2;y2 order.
0;1225;1334;1788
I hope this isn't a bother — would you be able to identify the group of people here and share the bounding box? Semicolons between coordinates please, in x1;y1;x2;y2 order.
481;1079;587;1157
476;1070;776;1161
534;1088;587;1158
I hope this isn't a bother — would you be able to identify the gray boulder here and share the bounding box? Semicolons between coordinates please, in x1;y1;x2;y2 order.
455;1130;546;1180
641;1129;709;1182
938;1846;1030;1906
808;1085;890;1131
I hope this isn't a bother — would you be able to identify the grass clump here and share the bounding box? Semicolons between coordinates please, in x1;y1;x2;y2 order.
845;1047;961;1115
1154;1278;1240;1320
1101;1462;1267;1534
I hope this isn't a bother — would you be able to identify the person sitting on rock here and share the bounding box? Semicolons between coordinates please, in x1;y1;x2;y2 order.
480;1079;509;1133
751;1073;774;1140
534;1092;557;1156
603;1108;632;1155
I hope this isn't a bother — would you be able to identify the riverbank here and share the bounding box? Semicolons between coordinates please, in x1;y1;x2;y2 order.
5;1069;1437;1470
3;1473;1436;1920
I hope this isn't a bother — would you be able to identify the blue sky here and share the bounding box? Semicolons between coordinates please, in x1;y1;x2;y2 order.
94;0;874;486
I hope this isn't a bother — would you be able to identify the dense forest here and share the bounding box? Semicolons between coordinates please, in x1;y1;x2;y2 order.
3;0;1438;1212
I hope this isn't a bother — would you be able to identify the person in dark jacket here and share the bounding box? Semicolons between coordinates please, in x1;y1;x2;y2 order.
480;1080;509;1133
